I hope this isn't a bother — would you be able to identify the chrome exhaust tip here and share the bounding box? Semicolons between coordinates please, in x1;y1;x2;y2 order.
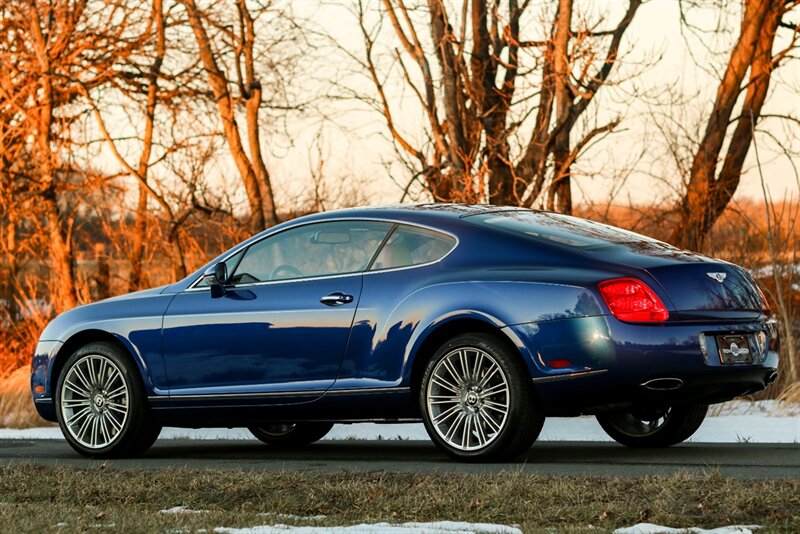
766;371;778;385
640;377;684;391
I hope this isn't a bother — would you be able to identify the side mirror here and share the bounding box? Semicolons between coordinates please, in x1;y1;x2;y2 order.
203;262;228;298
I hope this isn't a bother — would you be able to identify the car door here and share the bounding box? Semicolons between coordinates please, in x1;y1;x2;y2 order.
161;220;393;402
333;223;459;390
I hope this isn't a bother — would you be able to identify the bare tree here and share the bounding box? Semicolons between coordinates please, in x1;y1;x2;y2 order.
81;0;197;286
0;0;149;311
177;0;286;230
672;0;800;250
351;0;640;211
129;0;167;291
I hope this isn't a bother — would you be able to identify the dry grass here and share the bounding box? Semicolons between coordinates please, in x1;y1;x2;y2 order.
0;366;49;428
779;381;800;406
0;465;798;532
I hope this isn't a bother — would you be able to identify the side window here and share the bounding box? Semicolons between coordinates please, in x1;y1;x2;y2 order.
370;225;456;271
229;221;392;284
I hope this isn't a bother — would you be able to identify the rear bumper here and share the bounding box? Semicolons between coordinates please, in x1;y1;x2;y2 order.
504;315;779;416
533;366;777;416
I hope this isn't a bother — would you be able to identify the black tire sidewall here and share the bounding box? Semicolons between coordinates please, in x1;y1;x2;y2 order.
596;403;709;448
55;341;158;458
248;422;334;447
419;333;543;462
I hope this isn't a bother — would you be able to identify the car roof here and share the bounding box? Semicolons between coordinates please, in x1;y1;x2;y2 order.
297;203;532;226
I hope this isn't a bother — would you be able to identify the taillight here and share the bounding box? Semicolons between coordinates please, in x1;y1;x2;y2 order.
598;277;669;323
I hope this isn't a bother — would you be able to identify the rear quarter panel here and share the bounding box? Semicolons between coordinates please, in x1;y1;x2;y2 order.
334;263;610;389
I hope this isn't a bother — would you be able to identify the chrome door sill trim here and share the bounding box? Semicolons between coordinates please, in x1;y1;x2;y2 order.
532;369;607;384
325;386;410;395
148;386;411;401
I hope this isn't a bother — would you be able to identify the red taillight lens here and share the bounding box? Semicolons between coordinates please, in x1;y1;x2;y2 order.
598;277;669;323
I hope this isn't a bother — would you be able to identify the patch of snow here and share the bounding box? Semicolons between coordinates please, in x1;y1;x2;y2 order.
707;400;800;417
2;400;798;443
749;263;800;279
214;521;522;534
53;523;69;529
258;513;327;522
614;523;760;534
160;506;210;514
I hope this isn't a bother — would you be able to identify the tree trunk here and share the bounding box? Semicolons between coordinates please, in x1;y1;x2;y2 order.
672;0;776;250
129;0;165;291
43;191;77;312
180;0;266;231
548;0;573;213
3;212;18;322
30;6;77;311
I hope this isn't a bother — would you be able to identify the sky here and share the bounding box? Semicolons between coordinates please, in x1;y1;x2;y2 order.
88;1;800;214
263;0;800;210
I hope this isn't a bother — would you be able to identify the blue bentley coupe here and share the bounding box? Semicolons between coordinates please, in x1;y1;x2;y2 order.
31;204;779;461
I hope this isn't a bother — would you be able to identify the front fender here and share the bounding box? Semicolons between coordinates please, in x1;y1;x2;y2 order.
33;290;175;402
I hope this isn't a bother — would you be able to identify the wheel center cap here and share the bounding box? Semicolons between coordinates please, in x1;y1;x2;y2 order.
93;394;105;408
466;392;479;406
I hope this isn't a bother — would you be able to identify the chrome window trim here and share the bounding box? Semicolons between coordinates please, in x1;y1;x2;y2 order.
185;218;459;292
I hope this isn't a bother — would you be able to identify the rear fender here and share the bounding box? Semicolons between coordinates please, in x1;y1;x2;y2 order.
395;281;605;383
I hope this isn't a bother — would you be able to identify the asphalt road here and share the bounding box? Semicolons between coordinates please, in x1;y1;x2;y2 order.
1;439;798;479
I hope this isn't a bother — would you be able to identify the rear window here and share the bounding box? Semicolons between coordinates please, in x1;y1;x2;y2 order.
370;225;456;271
477;211;667;250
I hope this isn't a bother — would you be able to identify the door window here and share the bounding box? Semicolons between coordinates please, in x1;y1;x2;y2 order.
370;225;456;271
229;221;392;284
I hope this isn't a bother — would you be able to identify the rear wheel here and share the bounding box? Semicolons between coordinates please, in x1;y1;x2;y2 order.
248;423;334;447
55;342;161;458
596;403;708;448
420;333;544;462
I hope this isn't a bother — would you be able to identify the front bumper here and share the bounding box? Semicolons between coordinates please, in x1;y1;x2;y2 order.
504;315;779;416
30;340;62;422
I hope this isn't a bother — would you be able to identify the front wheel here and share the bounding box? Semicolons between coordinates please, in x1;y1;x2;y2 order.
596;403;708;448
248;423;334;447
55;342;161;458
420;333;544;462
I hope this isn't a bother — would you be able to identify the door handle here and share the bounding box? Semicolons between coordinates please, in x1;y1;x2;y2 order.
320;292;354;306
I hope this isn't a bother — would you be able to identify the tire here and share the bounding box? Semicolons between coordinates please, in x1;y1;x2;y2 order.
596;403;708;448
419;333;544;462
55;342;161;458
248;423;334;447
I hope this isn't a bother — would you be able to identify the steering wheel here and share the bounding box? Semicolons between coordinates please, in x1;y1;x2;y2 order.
270;264;304;280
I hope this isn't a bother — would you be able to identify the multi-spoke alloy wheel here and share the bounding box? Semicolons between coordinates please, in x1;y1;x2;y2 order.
420;333;544;462
56;342;161;458
60;354;129;449
248;423;334;447
427;347;509;451
596;403;708;448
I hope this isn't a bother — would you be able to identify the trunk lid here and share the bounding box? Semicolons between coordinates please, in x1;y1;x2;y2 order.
647;262;764;319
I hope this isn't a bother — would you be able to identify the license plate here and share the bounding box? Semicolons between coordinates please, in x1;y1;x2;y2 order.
717;335;753;364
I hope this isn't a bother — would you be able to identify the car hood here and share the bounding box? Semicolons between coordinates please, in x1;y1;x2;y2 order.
101;285;170;302
39;285;175;342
